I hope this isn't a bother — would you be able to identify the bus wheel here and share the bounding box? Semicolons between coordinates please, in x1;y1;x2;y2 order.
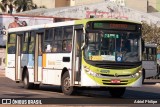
108;87;126;98
142;70;145;84
34;84;40;89
23;72;34;89
61;72;75;95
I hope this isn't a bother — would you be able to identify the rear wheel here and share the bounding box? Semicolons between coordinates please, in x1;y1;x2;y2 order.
23;72;34;89
108;87;126;98
34;84;40;89
61;72;75;95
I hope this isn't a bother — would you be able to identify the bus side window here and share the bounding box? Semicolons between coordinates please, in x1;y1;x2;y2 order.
28;32;35;54
22;32;29;54
8;33;16;54
43;28;53;52
66;40;72;51
54;27;63;52
62;26;73;52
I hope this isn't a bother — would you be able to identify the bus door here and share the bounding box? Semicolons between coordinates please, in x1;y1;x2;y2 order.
15;33;23;82
34;30;44;83
71;25;83;85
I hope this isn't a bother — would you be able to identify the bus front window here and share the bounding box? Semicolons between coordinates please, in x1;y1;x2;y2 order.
84;32;140;62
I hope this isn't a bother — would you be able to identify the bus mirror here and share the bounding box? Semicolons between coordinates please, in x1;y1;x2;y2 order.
142;39;145;53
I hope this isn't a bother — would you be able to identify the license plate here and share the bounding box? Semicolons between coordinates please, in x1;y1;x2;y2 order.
111;79;121;83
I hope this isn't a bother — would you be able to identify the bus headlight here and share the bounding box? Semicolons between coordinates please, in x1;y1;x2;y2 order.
131;70;141;78
84;66;100;77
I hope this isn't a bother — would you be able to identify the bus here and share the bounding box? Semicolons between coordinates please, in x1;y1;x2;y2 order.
142;43;159;81
6;18;143;97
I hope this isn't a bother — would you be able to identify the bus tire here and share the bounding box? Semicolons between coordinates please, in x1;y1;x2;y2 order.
23;72;34;89
108;87;126;98
33;84;40;89
61;72;75;95
142;70;145;84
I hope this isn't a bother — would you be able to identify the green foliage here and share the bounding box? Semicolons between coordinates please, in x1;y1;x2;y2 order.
0;0;38;13
13;0;36;12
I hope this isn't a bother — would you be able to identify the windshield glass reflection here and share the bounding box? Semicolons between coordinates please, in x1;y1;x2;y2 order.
84;31;140;62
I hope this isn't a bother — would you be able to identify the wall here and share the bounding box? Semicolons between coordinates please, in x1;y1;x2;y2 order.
33;0;71;8
55;0;70;7
148;0;158;12
70;0;75;6
32;0;55;8
74;0;104;6
42;1;160;26
156;0;160;11
125;0;147;12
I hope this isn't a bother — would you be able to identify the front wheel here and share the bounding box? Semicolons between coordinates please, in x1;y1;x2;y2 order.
108;87;126;98
61;72;75;95
23;72;34;89
142;70;145;84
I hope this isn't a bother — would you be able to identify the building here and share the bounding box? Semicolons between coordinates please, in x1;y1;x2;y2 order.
1;0;158;13
72;0;160;13
32;0;55;8
148;0;160;12
32;0;125;8
32;0;70;8
125;0;148;12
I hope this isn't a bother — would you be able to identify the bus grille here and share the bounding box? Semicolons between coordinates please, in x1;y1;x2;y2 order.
102;80;128;85
101;74;131;77
85;60;142;69
103;83;128;85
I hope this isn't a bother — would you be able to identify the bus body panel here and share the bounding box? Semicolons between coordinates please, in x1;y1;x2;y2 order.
7;54;15;68
27;68;34;82
42;53;72;70
80;59;142;87
142;61;157;78
38;56;42;82
80;67;142;87
5;68;15;81
6;54;16;80
41;53;72;85
81;66;99;86
42;69;48;84
44;69;62;85
142;44;157;78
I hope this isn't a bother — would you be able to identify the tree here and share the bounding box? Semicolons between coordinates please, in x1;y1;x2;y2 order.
13;0;37;12
142;22;160;51
0;0;9;13
0;0;38;14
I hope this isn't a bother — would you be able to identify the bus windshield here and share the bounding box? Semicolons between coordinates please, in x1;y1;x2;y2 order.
84;31;140;62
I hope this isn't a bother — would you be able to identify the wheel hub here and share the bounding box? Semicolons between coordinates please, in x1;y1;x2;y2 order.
63;77;70;91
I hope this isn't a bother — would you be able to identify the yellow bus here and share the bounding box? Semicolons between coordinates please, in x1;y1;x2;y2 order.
6;18;143;97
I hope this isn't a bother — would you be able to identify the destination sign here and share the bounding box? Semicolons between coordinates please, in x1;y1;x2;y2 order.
93;22;137;31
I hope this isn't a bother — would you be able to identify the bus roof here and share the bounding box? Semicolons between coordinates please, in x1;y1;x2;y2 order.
8;18;141;33
75;18;141;25
8;20;75;33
